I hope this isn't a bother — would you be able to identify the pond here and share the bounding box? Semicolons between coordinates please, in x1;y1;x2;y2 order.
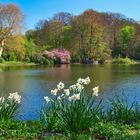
0;64;140;120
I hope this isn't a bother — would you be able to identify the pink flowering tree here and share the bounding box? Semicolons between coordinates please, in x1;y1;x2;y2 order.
44;48;71;64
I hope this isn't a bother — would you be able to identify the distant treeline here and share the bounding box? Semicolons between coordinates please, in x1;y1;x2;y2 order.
26;9;140;63
1;3;140;64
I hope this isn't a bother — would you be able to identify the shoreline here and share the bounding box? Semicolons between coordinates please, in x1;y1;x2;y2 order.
0;61;38;67
0;60;140;67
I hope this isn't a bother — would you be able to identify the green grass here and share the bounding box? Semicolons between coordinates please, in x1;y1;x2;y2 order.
110;57;136;64
92;121;140;140
0;61;37;66
0;120;45;139
2;120;140;140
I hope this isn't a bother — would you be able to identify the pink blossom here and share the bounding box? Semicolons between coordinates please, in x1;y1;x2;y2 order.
44;48;71;64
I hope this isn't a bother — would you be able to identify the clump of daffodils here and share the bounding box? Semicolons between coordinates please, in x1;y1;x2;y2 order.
0;92;21;104
0;92;21;121
77;77;90;85
44;77;99;103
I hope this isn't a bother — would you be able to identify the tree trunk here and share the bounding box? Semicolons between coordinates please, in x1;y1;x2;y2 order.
0;40;5;57
90;25;93;59
0;47;3;57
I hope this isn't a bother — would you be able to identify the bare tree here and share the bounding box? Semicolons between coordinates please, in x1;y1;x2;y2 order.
52;12;73;25
0;3;24;57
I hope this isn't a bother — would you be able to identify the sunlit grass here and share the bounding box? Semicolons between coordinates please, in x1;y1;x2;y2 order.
0;61;37;66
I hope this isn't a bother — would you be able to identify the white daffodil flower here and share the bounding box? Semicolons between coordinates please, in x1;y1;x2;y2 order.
92;86;99;96
68;93;80;101
51;89;58;96
57;81;65;90
44;96;50;102
8;92;21;103
64;89;70;96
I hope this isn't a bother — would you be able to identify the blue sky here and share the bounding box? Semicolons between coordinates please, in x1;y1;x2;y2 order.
1;0;140;31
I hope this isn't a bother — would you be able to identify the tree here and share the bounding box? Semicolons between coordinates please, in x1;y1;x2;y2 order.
70;10;106;62
0;3;24;57
27;9;140;63
52;12;73;25
119;25;135;57
3;34;25;61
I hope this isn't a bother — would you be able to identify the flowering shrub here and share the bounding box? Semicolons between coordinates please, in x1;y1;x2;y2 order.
0;92;21;121
44;48;71;64
42;77;102;133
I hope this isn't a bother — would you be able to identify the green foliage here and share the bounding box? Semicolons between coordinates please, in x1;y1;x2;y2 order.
0;57;5;63
24;38;36;62
107;95;140;124
40;101;61;132
62;26;73;49
2;9;140;64
46;135;68;140
92;43;111;61
92;122;135;140
0;120;44;139
70;133;94;140
24;56;31;63
3;35;25;61
33;53;52;65
121;26;135;44
118;26;135;57
0;98;20;121
57;95;102;133
112;57;136;64
71;53;81;63
9;52;17;61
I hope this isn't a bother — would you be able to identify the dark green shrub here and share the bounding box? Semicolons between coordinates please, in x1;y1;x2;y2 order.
42;57;52;65
24;56;31;63
54;57;61;64
33;53;52;65
9;52;17;61
71;54;81;63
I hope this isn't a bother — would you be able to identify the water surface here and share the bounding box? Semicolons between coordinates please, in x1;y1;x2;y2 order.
0;64;140;119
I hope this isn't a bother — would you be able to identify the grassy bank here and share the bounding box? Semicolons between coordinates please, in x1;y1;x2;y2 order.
105;57;137;64
0;61;37;67
1;120;140;139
